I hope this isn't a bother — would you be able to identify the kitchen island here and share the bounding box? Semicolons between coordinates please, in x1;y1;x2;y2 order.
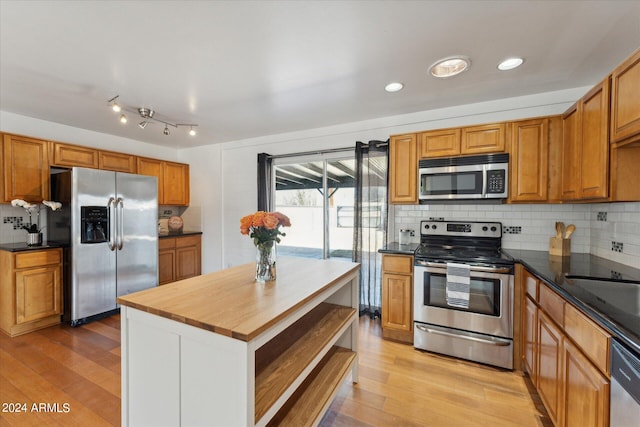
117;257;360;427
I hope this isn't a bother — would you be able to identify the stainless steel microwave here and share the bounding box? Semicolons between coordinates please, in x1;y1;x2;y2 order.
418;153;509;201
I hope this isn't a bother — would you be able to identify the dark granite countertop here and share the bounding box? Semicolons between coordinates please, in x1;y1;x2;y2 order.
378;242;419;255
158;231;203;239
505;249;640;355
0;242;63;252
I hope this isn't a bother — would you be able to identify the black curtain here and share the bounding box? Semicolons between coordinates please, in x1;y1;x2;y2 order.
257;153;273;211
353;140;389;318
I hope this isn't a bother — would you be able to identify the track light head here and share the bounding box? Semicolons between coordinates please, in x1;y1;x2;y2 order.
112;103;121;113
163;125;170;136
138;121;148;129
189;126;196;136
138;108;155;119
119;114;128;124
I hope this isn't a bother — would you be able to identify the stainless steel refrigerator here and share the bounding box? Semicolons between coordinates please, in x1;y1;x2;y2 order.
49;167;158;326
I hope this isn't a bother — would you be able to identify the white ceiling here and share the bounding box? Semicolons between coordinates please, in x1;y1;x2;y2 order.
1;1;639;149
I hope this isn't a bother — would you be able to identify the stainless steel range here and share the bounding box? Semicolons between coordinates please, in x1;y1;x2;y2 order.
413;220;515;369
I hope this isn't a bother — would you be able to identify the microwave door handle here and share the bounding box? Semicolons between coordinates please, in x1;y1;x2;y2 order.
482;165;488;197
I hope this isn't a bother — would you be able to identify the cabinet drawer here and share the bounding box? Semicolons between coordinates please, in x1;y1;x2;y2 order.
175;235;201;248
539;284;564;328
564;303;611;375
382;254;413;274
159;238;176;250
15;250;61;269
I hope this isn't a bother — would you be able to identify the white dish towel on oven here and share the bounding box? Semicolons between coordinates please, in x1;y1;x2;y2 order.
446;262;471;308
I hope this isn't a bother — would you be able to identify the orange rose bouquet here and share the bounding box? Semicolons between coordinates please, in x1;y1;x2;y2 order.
241;211;291;282
240;211;291;247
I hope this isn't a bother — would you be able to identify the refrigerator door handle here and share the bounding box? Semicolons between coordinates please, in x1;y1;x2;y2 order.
107;197;116;251
116;197;124;250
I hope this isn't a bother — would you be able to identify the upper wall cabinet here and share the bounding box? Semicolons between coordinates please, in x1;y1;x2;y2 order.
99;150;136;173
610;48;640;145
137;157;190;206
389;134;418;204
461;123;506;155
509;118;550;202
418;123;506;158
561;79;610;202
50;142;99;169
2;134;49;203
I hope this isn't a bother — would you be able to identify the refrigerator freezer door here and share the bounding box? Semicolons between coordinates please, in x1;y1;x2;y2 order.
71;168;117;322
116;172;158;297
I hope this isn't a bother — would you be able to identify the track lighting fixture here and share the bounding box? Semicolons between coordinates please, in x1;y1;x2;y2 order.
107;95;198;137
108;95;122;113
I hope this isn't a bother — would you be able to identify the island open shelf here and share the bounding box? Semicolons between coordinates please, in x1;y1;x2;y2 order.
118;257;360;427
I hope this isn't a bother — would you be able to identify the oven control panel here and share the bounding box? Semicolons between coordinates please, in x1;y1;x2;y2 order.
420;221;502;238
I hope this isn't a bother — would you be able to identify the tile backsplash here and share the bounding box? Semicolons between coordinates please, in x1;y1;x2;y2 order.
392;202;640;268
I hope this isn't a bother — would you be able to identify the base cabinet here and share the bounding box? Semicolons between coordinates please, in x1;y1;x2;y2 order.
563;340;609;427
381;254;413;344
0;248;62;337
521;268;611;427
159;235;201;285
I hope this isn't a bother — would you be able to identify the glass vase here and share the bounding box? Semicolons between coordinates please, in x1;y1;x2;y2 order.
255;241;276;282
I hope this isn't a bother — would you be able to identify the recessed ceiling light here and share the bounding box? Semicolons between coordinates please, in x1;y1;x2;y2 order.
498;57;524;71
429;56;471;78
385;82;404;93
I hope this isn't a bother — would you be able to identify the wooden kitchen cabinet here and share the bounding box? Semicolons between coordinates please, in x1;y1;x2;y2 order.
461;123;506;154
562;339;609;427
561;79;610;201
522;269;539;383
610;47;640;145
162;161;190;206
418;128;460;158
49;141;99;168
158;234;201;285
509;118;549;202
418;123;506;158
99;150;136;173
0;248;62;337
2;134;50;203
381;254;413;343
137;157;190;206
537;310;564;426
389;134;418;204
520;267;612;427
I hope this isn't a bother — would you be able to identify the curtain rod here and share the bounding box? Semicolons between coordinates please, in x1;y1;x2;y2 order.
265;140;388;160
266;146;353;160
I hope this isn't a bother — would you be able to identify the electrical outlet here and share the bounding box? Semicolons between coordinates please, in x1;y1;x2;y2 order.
610;270;623;280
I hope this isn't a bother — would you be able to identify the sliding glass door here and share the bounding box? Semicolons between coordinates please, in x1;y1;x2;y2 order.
273;153;355;260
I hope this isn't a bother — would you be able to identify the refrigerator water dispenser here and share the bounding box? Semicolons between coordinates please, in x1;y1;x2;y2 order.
81;206;109;244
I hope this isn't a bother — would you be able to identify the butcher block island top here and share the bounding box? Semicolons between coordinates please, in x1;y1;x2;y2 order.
117;256;360;341
118;256;360;427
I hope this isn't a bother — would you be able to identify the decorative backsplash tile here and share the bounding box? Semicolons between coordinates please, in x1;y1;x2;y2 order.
612;241;624;253
3;216;25;230
503;226;522;234
597;211;607;221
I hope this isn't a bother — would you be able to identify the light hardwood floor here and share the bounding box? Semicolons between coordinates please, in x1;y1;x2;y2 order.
0;314;551;426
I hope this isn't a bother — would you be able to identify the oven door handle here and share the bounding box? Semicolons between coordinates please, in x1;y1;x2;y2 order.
416;324;512;346
415;260;512;274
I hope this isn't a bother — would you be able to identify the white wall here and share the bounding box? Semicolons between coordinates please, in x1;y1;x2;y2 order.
180;86;597;272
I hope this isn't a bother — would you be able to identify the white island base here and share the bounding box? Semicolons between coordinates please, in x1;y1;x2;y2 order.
119;258;360;426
